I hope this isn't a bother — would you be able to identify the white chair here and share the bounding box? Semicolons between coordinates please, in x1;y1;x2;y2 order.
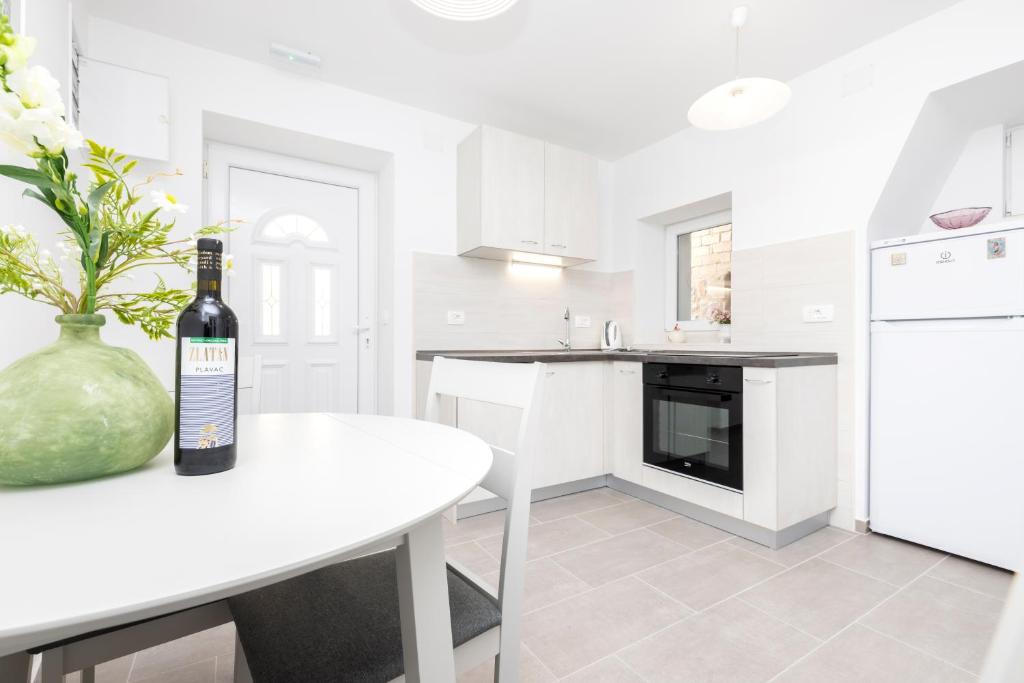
228;357;546;682
237;354;263;415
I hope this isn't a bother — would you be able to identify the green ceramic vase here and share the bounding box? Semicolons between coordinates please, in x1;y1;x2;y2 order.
0;314;173;486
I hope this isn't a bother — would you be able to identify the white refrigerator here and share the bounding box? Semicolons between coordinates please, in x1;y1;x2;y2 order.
870;222;1024;571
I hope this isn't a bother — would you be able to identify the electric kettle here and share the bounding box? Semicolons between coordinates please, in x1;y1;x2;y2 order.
601;320;623;351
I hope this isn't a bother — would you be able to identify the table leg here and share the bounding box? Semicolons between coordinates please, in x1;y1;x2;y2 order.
0;651;32;683
396;515;455;682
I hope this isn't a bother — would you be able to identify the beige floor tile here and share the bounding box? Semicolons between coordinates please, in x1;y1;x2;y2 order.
638;542;786;610
741;559;897;639
477;515;611;561
927;555;1014;599
600;487;638;503
646;515;733;550
132;658;216;683
129;625;234;682
729;526;854;567
619;599;817;683
578;500;678;535
483;557;592;613
820;533;946;586
457;645;556;683
522;577;691;677
61;655;134;683
213;654;233;683
561;656;645;682
529;489;623;522
443;510;509;546
860;575;1003;674
774;624;975;683
446;540;501;575
552;528;688;587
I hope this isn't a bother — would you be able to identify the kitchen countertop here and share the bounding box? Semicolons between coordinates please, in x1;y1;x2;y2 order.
416;349;838;368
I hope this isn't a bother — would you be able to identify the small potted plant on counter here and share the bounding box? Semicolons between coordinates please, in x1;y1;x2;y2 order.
709;307;732;343
0;14;230;485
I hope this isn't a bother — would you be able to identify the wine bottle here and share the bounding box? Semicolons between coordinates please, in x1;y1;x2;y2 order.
174;238;239;475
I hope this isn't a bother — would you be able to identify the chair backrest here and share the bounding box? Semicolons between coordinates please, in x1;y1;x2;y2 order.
237;355;264;415
423;357;545;681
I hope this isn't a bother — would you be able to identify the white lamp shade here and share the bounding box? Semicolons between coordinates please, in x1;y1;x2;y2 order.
408;0;519;21
687;77;791;131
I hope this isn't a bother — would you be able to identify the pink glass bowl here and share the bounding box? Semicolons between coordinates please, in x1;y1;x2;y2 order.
929;207;991;230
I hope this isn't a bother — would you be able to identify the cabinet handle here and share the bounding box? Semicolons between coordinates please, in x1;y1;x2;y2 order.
521;240;539;245
550;244;567;249
744;378;773;385
618;369;636;374
545;371;556;377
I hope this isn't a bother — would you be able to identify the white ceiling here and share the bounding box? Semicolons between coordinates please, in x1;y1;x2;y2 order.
85;0;962;159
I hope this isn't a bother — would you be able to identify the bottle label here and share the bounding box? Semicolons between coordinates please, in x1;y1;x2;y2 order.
179;337;236;449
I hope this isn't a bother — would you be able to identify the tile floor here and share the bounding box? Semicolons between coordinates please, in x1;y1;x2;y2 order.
60;488;1012;682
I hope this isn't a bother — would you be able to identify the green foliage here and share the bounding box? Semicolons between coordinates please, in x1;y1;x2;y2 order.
0;141;232;339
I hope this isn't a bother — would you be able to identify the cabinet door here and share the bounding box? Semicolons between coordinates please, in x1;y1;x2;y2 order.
608;361;643;483
481;127;545;252
742;367;779;529
78;58;170;161
535;363;605;489
544;143;600;260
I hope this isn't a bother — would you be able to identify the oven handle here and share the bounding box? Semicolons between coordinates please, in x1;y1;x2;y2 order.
743;378;773;385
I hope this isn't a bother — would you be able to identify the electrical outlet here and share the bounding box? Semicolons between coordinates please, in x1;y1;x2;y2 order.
802;305;834;323
446;310;465;325
574;315;591;328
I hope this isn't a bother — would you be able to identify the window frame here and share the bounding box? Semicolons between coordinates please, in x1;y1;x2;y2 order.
664;209;733;331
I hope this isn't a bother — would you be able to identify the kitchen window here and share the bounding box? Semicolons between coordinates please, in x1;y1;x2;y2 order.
665;210;733;329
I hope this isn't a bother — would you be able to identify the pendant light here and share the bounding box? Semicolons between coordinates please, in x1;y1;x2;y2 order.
687;6;791;131
408;0;519;21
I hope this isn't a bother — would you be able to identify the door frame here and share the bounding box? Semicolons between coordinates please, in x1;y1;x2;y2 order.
204;142;378;413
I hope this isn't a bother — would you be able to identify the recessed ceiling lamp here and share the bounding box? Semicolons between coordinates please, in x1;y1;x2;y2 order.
408;0;519;21
687;6;791;131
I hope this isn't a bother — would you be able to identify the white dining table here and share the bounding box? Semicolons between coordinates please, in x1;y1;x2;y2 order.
0;413;493;682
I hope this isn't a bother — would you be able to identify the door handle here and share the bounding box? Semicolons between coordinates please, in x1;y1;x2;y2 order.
521;240;539;245
743;378;773;385
550;244;567;249
618;369;636;374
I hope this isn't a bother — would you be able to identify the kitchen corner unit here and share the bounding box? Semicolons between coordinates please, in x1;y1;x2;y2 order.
416;350;838;548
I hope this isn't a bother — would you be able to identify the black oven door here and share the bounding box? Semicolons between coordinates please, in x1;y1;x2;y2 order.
643;384;743;491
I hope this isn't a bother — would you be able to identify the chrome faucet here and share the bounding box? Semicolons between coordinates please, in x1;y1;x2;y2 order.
557;307;572;351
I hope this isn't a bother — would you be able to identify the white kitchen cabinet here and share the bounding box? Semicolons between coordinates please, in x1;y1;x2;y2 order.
535;362;605;488
605;361;643;484
742;365;837;531
457;126;599;266
457;126;545;257
78;58;170;161
544;142;600;261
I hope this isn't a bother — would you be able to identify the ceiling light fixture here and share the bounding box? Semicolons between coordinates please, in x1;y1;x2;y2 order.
687;6;791;131
269;43;321;68
407;0;519;21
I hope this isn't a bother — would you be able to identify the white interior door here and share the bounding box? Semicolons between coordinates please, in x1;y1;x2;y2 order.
206;144;377;414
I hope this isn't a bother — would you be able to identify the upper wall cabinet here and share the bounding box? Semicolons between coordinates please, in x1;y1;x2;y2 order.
458;126;599;266
78;58;170;161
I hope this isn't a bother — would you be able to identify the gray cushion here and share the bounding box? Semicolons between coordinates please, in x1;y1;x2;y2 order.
228;550;501;683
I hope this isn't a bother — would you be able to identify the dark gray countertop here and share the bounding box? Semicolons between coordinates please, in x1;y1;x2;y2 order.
416;349;838;368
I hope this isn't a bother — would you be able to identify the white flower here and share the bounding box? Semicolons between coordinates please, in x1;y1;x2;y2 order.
8;66;64;114
224;253;235;277
16;107;82;154
151;190;188;214
0;34;37;73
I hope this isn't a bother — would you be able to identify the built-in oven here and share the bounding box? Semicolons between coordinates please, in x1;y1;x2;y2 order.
643;363;743;491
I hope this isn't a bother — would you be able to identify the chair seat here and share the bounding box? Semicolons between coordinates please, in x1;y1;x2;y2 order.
228;549;501;683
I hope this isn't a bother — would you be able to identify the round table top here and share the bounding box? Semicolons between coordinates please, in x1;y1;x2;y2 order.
0;413;492;657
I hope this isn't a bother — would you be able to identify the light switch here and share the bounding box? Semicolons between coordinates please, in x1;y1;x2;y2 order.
574;315;591;328
446;310;465;325
802;305;834;323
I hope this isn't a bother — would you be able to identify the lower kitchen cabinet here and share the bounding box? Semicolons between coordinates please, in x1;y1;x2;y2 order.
605;361;643;484
534;362;605;488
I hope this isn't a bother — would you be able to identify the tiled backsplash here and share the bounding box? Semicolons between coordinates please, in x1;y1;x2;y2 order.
413;253;633;350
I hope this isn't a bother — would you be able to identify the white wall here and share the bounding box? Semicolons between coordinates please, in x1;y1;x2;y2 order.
611;0;1024;526
923;124;1006;232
